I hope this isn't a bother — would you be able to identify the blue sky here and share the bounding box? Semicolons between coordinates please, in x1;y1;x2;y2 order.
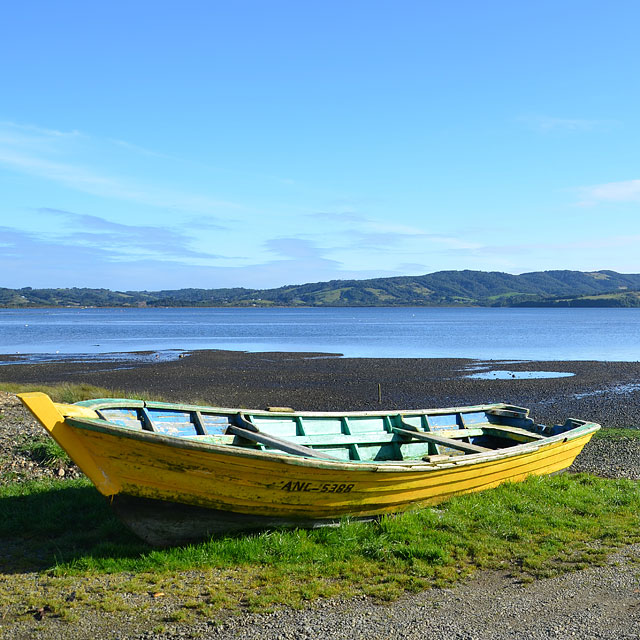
1;1;639;290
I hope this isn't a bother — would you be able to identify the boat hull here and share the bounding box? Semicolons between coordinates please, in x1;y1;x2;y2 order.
110;435;590;546
19;392;599;546
110;494;369;546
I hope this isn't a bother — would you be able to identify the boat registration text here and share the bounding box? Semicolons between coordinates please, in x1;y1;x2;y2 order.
280;481;356;493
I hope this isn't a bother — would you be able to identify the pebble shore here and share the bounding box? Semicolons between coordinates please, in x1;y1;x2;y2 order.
171;544;640;640
1;350;639;639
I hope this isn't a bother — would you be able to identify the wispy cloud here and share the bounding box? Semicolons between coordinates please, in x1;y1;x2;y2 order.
108;138;174;159
1;224;392;289
261;236;413;284
264;237;331;260
308;210;482;252
187;215;229;231
0;121;82;149
0;149;119;192
35;208;231;263
577;179;640;205
0;121;80;137
396;262;429;274
0;121;239;214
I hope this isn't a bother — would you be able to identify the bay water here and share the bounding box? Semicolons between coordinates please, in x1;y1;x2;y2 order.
1;307;639;362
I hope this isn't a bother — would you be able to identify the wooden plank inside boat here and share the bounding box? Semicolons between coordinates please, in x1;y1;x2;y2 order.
228;414;340;460
392;426;491;454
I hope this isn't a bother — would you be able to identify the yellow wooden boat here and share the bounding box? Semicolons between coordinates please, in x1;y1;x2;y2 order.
19;392;599;546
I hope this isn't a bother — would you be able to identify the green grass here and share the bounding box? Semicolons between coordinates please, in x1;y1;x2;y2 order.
594;427;640;440
0;382;162;403
17;436;71;467
0;473;639;618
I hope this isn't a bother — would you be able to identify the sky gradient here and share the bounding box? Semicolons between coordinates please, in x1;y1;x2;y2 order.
1;1;639;290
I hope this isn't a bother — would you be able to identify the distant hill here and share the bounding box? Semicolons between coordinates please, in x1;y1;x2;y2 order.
3;270;640;308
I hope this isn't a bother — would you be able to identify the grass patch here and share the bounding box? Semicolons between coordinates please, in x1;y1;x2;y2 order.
17;436;71;467
594;427;640;441
0;473;639;621
0;382;162;403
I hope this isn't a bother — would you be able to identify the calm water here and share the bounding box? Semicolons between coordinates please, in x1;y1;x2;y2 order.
0;307;639;361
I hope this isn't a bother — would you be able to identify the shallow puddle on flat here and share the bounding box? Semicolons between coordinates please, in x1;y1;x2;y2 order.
574;383;640;399
466;370;575;380
0;350;189;366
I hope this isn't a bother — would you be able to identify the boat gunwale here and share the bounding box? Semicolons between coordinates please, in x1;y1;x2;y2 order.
64;412;601;473
76;398;520;418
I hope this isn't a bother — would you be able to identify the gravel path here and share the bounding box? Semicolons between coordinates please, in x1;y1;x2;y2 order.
187;545;640;640
1;352;640;639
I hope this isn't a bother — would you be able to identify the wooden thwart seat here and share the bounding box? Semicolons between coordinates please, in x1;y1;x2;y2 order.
483;425;545;440
227;414;340;460
392;426;491;454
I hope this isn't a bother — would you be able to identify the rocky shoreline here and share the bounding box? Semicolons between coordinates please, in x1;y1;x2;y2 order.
1;351;640;639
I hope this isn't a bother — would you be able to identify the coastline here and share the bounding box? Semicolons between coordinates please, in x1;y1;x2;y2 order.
2;348;640;428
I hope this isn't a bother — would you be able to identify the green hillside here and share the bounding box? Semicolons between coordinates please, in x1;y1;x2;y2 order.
3;270;640;308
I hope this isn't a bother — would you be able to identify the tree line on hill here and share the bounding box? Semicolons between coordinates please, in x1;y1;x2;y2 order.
2;269;640;308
